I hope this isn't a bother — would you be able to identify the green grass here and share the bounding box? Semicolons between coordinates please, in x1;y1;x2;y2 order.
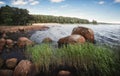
26;43;119;76
26;44;53;72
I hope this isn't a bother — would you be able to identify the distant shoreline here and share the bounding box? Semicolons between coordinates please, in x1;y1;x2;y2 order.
32;23;61;26
32;23;120;26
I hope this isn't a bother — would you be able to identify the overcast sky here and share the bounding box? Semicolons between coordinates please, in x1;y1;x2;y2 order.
0;0;120;23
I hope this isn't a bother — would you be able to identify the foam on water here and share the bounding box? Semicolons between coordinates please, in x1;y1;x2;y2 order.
30;24;120;47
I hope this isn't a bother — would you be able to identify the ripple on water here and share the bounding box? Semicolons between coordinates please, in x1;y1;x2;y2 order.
30;24;120;47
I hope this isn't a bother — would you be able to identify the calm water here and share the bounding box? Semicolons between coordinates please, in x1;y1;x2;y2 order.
30;24;120;48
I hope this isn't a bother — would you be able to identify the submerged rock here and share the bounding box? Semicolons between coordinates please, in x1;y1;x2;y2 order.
72;26;94;43
1;47;26;61
42;37;53;43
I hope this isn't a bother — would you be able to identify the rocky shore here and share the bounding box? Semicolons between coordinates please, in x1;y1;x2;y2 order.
0;25;95;76
0;25;49;76
0;25;49;32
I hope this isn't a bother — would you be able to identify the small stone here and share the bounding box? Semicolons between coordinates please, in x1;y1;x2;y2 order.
6;58;18;69
6;39;14;48
0;38;6;46
57;70;72;76
42;37;53;43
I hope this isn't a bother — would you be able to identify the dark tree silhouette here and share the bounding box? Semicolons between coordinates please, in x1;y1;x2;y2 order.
0;5;31;25
0;5;97;26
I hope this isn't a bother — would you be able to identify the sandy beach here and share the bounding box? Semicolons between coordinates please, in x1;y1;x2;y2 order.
32;23;61;26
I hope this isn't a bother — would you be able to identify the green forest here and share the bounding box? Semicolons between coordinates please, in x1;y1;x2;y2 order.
0;5;31;25
32;15;90;24
0;5;97;26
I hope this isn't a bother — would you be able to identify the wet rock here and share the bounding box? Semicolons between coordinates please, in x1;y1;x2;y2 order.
17;37;34;48
57;70;72;76
58;35;85;47
0;38;6;46
0;69;13;76
18;27;25;32
6;39;14;49
6;58;17;69
42;37;53;43
0;31;7;38
72;27;94;43
13;60;36;76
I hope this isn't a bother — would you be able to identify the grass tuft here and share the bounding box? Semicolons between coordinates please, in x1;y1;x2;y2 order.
26;43;119;76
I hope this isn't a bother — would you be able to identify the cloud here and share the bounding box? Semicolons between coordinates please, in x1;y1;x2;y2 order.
12;0;39;6
115;0;120;3
0;1;5;5
50;0;65;3
29;0;35;2
12;0;28;5
61;4;69;8
30;1;39;5
98;1;105;5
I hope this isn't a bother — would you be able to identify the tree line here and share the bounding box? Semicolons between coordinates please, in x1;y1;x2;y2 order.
0;5;31;25
0;5;97;26
32;15;91;24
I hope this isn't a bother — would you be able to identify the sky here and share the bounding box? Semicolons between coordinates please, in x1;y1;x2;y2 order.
0;0;120;23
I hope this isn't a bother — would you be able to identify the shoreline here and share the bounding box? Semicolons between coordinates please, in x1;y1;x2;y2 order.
32;23;61;26
0;23;120;32
0;25;49;33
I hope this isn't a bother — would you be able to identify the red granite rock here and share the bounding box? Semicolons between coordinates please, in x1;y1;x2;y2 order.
13;60;36;76
6;58;18;69
72;27;94;43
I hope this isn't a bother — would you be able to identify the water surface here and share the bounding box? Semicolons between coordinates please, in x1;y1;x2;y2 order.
30;24;120;48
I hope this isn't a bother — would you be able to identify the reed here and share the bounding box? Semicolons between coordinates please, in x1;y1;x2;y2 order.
26;43;119;76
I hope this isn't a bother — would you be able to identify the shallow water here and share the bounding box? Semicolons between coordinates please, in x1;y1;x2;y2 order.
30;24;120;48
